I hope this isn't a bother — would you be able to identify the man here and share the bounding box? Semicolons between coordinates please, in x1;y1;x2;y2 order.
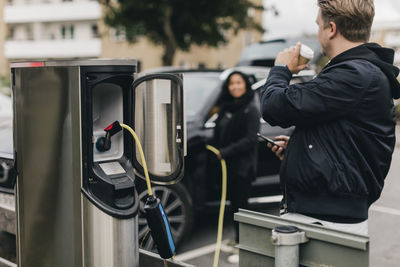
261;0;399;235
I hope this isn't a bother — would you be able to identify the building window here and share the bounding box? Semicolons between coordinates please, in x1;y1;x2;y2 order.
61;25;74;39
92;24;99;38
26;25;33;40
7;27;15;40
61;26;66;39
70;25;74;39
198;62;206;69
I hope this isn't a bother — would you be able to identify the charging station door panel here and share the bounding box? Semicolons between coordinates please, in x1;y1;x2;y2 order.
132;73;185;185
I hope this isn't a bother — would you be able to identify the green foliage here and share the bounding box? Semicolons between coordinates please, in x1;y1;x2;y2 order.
101;0;263;65
0;75;11;96
0;75;10;87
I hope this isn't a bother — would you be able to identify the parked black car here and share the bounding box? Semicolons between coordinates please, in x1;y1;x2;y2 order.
0;66;314;250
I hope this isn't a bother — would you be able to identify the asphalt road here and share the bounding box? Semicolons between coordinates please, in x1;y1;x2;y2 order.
174;202;280;267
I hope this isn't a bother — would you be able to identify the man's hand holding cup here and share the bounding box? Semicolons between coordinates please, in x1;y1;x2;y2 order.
274;42;314;74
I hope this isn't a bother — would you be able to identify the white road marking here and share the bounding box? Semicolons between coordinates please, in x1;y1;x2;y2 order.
370;205;400;216
175;239;235;261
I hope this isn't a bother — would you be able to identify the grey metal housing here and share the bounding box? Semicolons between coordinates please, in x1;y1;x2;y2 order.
11;60;139;267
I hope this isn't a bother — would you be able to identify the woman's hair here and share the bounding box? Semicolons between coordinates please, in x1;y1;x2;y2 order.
318;0;375;42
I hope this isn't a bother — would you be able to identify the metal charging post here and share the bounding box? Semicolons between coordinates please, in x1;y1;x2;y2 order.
11;60;186;267
271;225;308;267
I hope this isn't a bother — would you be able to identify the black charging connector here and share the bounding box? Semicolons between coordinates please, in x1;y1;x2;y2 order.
144;195;176;259
96;132;111;152
96;121;123;152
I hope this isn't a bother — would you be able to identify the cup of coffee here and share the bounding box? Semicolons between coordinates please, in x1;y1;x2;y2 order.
298;44;314;65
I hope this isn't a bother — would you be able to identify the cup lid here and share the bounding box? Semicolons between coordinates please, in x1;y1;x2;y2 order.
300;44;314;59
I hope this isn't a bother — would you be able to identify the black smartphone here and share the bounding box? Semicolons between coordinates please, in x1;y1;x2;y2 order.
257;133;286;152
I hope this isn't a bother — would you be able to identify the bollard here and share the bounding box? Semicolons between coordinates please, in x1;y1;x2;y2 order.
271;225;308;267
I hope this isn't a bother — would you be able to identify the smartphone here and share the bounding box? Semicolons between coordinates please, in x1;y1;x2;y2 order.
257;133;286;153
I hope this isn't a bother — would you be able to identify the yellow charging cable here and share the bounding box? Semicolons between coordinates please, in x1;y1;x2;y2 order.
120;123;153;196
118;124;227;266
206;145;227;267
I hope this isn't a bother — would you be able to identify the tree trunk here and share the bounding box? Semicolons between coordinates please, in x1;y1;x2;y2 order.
162;43;176;66
162;7;177;66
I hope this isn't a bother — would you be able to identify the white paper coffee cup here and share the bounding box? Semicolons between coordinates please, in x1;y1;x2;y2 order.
299;44;314;65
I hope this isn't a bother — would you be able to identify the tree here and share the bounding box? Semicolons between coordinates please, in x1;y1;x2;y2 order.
101;0;264;66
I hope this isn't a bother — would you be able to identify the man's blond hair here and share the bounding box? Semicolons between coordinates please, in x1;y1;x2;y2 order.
318;0;375;42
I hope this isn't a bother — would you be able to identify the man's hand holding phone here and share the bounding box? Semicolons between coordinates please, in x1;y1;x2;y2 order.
258;133;289;161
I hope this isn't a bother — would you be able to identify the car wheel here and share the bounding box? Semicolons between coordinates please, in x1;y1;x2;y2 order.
138;183;193;251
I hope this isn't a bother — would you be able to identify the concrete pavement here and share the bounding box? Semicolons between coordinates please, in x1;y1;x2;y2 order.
369;125;400;267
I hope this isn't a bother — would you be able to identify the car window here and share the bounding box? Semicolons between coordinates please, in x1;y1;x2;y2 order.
239;42;289;62
184;74;220;118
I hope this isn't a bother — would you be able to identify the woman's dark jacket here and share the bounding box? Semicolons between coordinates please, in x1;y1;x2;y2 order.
261;43;400;222
212;82;260;179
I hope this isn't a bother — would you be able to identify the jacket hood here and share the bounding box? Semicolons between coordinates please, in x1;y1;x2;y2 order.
327;43;400;99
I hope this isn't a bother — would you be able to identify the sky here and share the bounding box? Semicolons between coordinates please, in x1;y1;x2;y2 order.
262;0;400;40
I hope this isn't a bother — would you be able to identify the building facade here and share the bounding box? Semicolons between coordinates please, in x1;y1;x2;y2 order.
0;1;7;77
1;0;263;76
3;0;102;59
369;0;400;66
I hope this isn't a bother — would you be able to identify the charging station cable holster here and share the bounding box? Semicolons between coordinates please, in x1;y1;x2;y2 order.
96;121;122;152
144;195;176;259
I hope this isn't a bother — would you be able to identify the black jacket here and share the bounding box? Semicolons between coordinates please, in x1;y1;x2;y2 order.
212;85;260;178
261;43;400;222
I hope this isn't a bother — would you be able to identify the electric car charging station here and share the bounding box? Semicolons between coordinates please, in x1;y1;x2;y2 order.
11;59;186;267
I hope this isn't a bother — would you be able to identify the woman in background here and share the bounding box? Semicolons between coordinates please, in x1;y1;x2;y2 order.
210;71;260;264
